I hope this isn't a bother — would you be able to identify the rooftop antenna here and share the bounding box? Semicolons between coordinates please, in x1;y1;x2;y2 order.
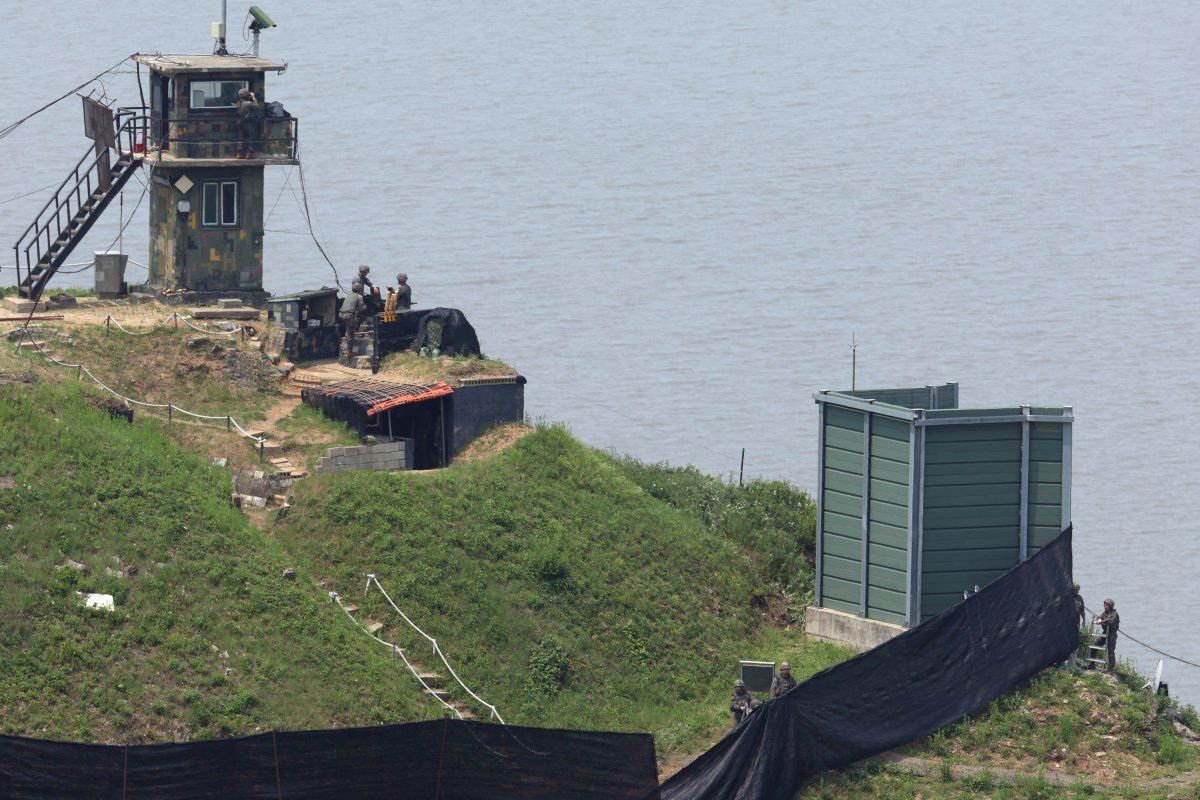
248;6;278;57
213;1;229;55
850;332;857;392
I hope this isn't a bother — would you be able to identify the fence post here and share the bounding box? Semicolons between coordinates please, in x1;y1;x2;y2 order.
105;316;111;335
258;438;264;462
226;415;231;431
167;404;173;423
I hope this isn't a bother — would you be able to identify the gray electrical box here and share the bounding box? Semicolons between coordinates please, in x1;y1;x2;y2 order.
94;251;128;298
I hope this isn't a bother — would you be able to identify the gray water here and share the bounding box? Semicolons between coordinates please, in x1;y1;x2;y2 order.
3;2;1199;706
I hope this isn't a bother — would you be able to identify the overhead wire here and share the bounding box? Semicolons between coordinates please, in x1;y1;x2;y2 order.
0;55;132;143
293;147;345;291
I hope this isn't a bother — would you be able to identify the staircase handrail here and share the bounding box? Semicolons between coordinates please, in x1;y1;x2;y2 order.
12;113;150;288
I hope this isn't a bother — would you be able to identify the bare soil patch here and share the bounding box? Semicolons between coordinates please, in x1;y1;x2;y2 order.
454;423;533;462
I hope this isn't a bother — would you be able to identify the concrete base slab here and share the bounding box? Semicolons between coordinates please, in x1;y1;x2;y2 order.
2;296;46;313
805;606;907;651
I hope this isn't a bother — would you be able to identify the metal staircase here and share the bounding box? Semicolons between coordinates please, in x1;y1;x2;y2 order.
13;111;148;302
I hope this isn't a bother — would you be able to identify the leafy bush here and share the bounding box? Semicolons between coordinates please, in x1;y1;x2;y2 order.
528;638;570;696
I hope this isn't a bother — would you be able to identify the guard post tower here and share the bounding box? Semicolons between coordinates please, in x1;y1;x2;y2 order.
131;51;298;304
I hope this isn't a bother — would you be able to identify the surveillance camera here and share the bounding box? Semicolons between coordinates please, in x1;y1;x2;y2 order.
249;5;277;29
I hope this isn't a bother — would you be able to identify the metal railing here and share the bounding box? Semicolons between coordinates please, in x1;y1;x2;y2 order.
12;113;151;299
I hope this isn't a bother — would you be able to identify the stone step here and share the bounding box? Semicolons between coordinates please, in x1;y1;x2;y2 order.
15;340;47;350
258;441;282;456
365;621;384;634
416;672;445;688
341;603;359;613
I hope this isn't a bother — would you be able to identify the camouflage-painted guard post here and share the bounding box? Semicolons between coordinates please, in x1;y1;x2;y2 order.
1094;598;1120;671
770;662;796;699
235;87;264;158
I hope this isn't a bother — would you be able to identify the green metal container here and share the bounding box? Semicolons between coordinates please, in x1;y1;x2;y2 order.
813;383;1072;627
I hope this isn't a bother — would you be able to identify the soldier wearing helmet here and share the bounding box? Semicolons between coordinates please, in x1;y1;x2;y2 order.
394;272;412;310
729;679;757;727
235;86;263;158
770;661;796;699
1093;599;1120;672
352;264;373;296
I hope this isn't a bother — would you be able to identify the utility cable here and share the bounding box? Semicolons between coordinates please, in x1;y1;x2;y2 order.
0;55;132;143
294;150;345;292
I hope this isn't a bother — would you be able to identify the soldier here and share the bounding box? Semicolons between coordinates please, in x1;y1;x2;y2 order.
394;272;412;310
339;290;364;338
1072;583;1086;629
770;662;796;699
1094;598;1120;672
235;87;264;159
351;264;373;296
729;680;757;728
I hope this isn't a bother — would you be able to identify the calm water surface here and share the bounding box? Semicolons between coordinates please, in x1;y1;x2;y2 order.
3;2;1199;703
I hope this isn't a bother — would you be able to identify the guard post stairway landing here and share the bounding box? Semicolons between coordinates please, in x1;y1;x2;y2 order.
13;109;149;302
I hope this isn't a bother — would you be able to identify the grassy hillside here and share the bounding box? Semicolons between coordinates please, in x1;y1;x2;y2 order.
0;362;847;759
271;424;843;756
4;314;1197;793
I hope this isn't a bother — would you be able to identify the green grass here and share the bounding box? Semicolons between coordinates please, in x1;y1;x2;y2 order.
0;381;850;757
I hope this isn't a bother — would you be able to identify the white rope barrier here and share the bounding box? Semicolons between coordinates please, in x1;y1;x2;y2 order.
7;326;265;445
101;312;250;338
328;591;464;720
365;574;505;724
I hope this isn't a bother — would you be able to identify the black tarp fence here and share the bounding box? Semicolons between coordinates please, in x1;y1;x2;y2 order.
0;719;658;800
655;525;1078;800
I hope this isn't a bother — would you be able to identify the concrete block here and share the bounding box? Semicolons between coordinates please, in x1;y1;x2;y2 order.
330;447;344;457
804;606;906;651
2;296;46;313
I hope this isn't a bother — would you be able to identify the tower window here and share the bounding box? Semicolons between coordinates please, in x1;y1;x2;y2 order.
190;80;250;109
201;181;239;227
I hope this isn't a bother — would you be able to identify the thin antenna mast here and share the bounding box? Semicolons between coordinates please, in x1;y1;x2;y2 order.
215;0;229;55
850;333;857;392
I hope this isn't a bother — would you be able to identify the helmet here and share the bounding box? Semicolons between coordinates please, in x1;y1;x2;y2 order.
1103;598;1114;607
780;662;791;670
734;679;744;688
237;88;251;99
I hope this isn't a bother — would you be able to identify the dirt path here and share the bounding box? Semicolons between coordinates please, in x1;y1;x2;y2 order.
874;752;1200;790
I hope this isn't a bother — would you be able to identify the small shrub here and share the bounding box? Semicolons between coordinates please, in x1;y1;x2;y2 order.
528;638;569;696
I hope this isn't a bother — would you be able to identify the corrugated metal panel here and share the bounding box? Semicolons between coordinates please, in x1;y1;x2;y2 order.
865;414;909;621
1026;423;1064;554
920;423;1022;621
820;405;864;610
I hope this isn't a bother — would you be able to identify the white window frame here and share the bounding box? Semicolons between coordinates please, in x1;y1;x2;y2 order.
189;80;250;110
201;181;240;227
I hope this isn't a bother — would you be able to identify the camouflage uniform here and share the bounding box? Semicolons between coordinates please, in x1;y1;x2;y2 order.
1097;603;1119;671
339;291;364;337
235;89;264;158
729;686;756;727
1072;587;1085;628
770;671;796;699
352;265;373;296
395;273;412;310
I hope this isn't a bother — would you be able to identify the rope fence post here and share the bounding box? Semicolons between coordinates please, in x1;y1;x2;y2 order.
105;315;111;336
227;415;232;431
259;438;264;462
167;404;173;423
